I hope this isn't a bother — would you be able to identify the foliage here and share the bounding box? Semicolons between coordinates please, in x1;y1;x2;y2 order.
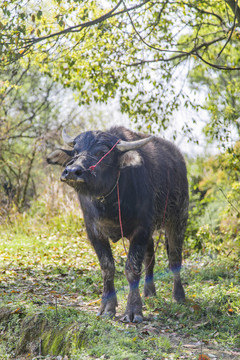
0;61;105;215
0;2;239;358
0;64;60;213
186;143;240;254
1;0;240;135
188;43;240;144
0;71;53;215
0;188;239;358
1;0;240;218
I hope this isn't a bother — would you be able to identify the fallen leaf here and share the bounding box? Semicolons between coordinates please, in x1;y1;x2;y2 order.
11;308;21;314
86;298;101;306
198;355;210;360
190;303;201;313
193;321;209;328
141;325;159;336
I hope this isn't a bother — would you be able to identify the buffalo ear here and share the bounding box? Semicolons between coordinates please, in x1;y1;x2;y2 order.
119;150;143;168
47;149;73;167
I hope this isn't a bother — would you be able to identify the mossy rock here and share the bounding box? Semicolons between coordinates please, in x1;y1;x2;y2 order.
15;313;86;357
0;307;15;322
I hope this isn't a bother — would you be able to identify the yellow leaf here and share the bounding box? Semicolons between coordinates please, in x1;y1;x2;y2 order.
86;298;101;306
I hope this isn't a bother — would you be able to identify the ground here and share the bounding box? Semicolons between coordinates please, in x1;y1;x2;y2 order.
0;215;239;360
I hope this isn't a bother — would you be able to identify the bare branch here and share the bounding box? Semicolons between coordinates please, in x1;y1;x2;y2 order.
195;50;240;70
219;187;240;215
14;1;150;57
182;2;225;26
225;0;240;24
122;1;240;71
218;0;238;58
127;36;227;66
122;0;189;56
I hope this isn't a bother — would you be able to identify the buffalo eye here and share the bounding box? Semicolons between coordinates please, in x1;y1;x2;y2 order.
96;150;106;157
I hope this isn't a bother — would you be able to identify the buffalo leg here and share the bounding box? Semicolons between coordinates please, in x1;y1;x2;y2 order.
144;237;156;297
122;227;149;323
87;228;117;317
165;226;185;302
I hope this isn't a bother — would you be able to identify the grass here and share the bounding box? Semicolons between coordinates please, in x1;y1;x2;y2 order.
0;209;239;360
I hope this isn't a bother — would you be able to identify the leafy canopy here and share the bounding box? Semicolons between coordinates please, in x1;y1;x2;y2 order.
1;0;240;133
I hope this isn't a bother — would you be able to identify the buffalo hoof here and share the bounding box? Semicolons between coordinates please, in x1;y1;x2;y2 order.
144;282;156;297
173;282;185;303
121;313;143;323
123;288;143;323
97;310;115;319
97;296;117;318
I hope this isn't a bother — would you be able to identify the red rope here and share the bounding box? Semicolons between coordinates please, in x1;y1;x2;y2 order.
117;182;124;241
89;139;120;173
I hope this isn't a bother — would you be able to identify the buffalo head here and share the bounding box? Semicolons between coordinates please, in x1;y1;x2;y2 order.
47;129;153;197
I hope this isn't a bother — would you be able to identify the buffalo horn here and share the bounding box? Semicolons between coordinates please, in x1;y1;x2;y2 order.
117;135;154;152
62;128;75;147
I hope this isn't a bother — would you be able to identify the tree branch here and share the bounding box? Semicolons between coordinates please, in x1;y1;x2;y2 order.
127;36;228;66
122;0;187;56
195;50;240;70
225;0;240;24
219;187;240;215
182;2;225;26
6;0;240;70
15;1;150;56
218;0;239;57
123;1;240;71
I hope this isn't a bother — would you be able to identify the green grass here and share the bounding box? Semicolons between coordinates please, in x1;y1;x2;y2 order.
0;212;239;359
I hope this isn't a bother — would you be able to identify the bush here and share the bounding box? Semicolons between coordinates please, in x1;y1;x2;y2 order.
185;144;240;256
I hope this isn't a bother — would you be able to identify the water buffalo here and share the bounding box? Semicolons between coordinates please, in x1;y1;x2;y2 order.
47;126;189;323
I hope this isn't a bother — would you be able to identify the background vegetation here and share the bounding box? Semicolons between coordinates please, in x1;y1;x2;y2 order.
0;1;239;359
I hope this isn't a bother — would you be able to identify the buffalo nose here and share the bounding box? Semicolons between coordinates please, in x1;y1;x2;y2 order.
61;166;83;181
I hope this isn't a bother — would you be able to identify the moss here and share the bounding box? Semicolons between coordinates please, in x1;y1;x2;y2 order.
16;313;48;355
0;307;13;322
42;326;68;355
14;313;86;357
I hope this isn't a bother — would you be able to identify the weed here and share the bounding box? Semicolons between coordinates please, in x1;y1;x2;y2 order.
0;205;239;359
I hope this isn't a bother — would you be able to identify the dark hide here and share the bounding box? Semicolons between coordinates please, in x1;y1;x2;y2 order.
47;126;189;322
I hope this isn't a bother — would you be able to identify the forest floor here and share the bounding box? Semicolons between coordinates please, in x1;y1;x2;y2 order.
0;215;239;360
